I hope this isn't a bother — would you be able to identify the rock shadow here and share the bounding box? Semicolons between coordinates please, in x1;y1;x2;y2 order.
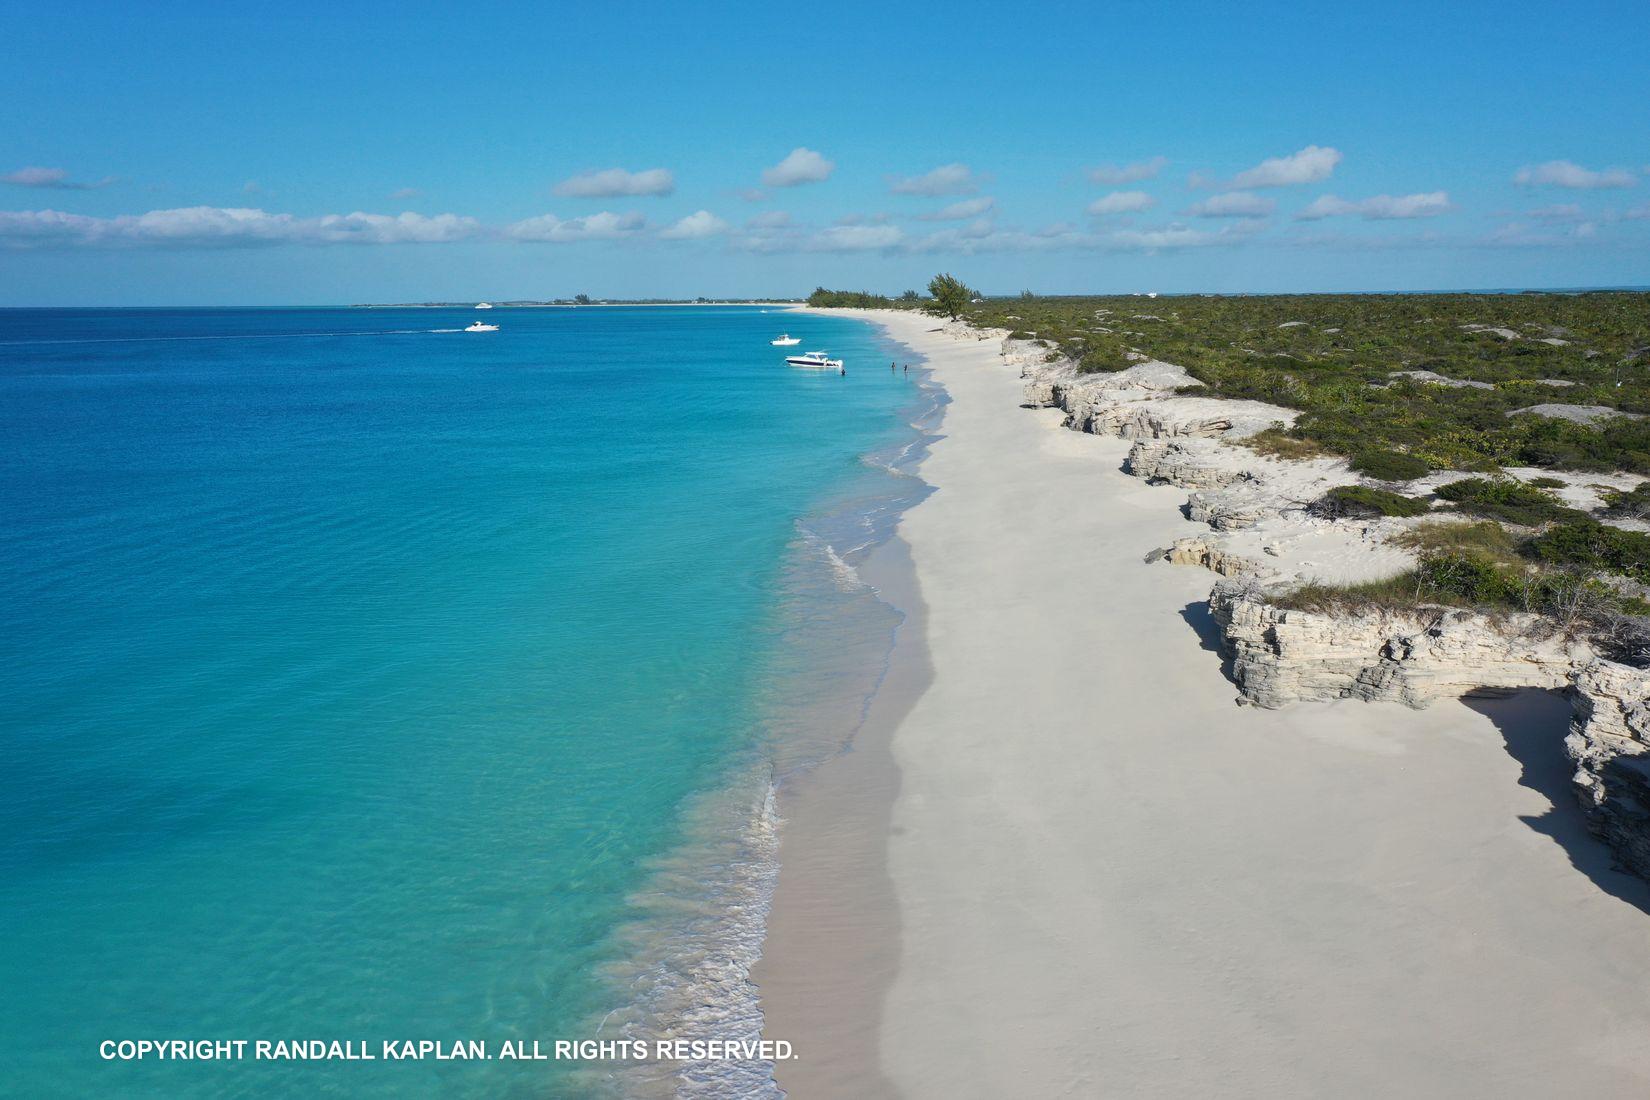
1464;688;1650;916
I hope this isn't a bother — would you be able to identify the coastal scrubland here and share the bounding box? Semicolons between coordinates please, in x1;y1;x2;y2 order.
907;290;1650;642
965;292;1650;473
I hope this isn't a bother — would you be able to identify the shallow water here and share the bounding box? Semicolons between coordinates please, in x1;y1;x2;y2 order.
0;306;929;1098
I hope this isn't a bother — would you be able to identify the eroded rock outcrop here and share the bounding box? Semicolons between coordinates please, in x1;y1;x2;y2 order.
1021;356;1297;441
1570;661;1650;879
1209;584;1650;878
1209;584;1588;710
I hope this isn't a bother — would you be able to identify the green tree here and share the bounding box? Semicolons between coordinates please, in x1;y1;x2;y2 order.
574;293;592;305
927;273;971;320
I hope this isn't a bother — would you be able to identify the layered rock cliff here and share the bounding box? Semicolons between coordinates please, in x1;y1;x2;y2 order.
1210;584;1650;879
1570;661;1650;880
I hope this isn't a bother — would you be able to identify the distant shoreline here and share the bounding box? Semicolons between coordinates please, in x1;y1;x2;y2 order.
351;300;802;309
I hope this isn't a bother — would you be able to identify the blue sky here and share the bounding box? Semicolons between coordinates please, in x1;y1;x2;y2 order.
2;0;1647;304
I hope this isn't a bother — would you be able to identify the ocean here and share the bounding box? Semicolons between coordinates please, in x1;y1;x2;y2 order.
0;306;935;1098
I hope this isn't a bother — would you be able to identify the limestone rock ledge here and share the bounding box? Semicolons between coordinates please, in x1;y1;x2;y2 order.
1211;583;1650;879
1208;585;1586;709
1570;662;1650;879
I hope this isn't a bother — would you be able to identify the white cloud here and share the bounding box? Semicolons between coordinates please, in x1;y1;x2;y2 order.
242;180;263;195
888;163;978;196
1295;191;1450;220
917;196;996;221
1625;204;1650;221
0;207;482;247
389;187;422;201
1089;156;1168;185
659;210;730;240
810;225;901;249
2;166;115;190
761;148;834;188
745;210;792;229
744;223;901;253
1107;221;1262;250
1528;203;1584;221
1231;145;1342;188
1512;160;1635;189
1184;191;1274;218
553;167;675;198
1087;190;1156;216
1484;220;1603;247
508;211;645;242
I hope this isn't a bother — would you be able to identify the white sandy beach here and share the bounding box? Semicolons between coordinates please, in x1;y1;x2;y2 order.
759;309;1650;1098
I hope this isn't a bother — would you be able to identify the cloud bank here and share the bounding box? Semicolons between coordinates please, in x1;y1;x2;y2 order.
553;167;676;198
1184;191;1274;218
1295;191;1451;220
0;207;480;247
508;211;646;242
2;166;115;190
1512;160;1636;189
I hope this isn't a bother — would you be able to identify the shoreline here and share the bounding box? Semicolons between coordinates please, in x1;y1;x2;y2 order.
759;309;1650;1097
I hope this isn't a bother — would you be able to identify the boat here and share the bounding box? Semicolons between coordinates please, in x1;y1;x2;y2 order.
464;321;499;332
475;302;494;310
785;350;843;369
770;333;801;346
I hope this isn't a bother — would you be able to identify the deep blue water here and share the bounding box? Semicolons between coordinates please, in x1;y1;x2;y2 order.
0;306;926;1098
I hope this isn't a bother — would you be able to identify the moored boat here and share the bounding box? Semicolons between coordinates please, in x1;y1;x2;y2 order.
785;350;842;369
771;333;801;346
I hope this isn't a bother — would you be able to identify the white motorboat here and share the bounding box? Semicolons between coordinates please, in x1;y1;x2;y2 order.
464;321;500;332
475;302;494;309
785;350;842;369
770;333;801;346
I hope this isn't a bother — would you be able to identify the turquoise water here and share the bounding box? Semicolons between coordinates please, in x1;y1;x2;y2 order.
0;306;929;1098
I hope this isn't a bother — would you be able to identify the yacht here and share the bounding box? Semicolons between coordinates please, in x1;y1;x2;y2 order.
770;333;801;346
464;321;500;332
784;350;842;369
475;302;494;309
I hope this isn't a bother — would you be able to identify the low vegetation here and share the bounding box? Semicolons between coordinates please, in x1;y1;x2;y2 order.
1433;477;1587;525
955;290;1650;474
1525;521;1650;584
1349;448;1431;481
1602;482;1650;520
1308;485;1431;519
805;287;907;309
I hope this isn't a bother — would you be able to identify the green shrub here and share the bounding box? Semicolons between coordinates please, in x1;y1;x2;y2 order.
1434;477;1586;526
1602;482;1650;519
1350;449;1431;481
1528;476;1566;489
1309;485;1431;519
1525;521;1650;583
